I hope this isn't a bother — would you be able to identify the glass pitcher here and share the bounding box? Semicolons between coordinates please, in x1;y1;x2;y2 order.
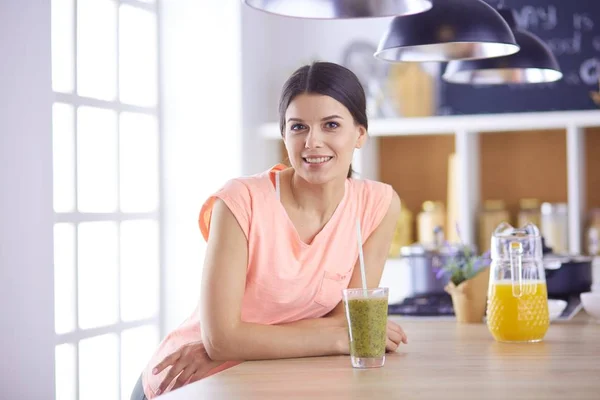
486;222;550;343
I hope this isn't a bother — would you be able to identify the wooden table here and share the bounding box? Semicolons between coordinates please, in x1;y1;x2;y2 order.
161;316;600;399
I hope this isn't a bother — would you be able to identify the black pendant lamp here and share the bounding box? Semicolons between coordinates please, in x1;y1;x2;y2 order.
241;0;432;19
374;0;519;62
443;8;562;84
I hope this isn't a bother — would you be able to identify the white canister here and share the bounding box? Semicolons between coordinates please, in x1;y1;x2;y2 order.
541;202;569;254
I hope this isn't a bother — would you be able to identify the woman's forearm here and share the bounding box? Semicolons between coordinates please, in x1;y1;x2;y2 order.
202;320;348;361
279;312;346;329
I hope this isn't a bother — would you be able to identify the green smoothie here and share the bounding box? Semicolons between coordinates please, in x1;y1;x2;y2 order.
345;297;388;358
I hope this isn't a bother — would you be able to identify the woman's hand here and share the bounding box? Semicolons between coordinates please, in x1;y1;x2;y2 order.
386;319;408;352
152;341;225;395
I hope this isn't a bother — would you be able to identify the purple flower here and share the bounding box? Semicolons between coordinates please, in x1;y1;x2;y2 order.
455;222;463;244
435;267;447;279
473;251;491;270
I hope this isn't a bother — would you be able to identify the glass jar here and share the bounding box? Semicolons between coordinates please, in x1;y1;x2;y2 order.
586;208;600;256
389;205;414;258
478;200;510;254
417;201;445;245
540;202;569;254
518;198;541;228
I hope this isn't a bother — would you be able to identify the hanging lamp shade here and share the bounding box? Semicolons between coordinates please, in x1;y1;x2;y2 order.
442;8;562;84
374;0;519;62
241;0;432;19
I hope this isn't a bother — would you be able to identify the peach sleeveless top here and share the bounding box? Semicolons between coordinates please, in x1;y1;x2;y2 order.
142;164;393;398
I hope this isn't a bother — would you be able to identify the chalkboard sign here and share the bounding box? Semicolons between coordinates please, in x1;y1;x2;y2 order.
437;0;600;115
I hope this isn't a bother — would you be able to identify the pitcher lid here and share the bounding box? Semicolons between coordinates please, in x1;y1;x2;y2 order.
491;222;542;260
493;222;540;238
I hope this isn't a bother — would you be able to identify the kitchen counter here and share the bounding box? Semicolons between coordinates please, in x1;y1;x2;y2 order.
160;315;600;399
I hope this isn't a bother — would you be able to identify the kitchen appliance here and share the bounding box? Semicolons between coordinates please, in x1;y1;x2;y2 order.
397;242;466;295
542;237;593;320
544;255;593;298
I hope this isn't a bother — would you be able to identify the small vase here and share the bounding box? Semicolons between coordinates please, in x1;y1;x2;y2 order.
444;266;490;323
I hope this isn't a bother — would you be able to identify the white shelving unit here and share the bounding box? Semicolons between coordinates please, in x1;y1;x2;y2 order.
260;109;600;253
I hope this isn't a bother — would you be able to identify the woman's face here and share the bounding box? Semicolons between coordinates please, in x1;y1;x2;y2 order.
283;93;366;184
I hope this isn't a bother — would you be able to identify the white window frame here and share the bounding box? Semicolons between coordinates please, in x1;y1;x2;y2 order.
51;0;163;398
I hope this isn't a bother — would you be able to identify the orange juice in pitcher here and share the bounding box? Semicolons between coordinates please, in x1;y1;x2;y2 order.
487;223;549;343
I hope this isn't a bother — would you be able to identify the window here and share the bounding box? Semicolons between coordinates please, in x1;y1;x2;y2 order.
51;0;161;399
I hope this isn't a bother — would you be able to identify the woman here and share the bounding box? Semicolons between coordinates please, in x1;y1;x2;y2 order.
131;61;407;399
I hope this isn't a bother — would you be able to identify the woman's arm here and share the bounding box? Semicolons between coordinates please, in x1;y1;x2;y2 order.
200;191;401;361
346;189;401;290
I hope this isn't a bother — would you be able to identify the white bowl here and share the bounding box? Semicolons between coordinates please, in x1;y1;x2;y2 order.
548;299;567;321
581;292;600;320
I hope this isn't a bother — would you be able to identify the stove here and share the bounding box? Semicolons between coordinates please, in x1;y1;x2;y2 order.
388;292;454;317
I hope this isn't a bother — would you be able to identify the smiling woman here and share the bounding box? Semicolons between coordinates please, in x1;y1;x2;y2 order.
134;61;405;399
278;62;369;179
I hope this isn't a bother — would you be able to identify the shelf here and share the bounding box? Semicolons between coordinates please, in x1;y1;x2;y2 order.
259;109;600;138
379;135;454;243
478;129;568;252
480;130;568;216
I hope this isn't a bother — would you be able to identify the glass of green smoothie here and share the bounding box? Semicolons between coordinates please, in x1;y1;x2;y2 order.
342;287;389;368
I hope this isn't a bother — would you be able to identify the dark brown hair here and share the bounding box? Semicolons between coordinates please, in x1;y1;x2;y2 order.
278;61;368;178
